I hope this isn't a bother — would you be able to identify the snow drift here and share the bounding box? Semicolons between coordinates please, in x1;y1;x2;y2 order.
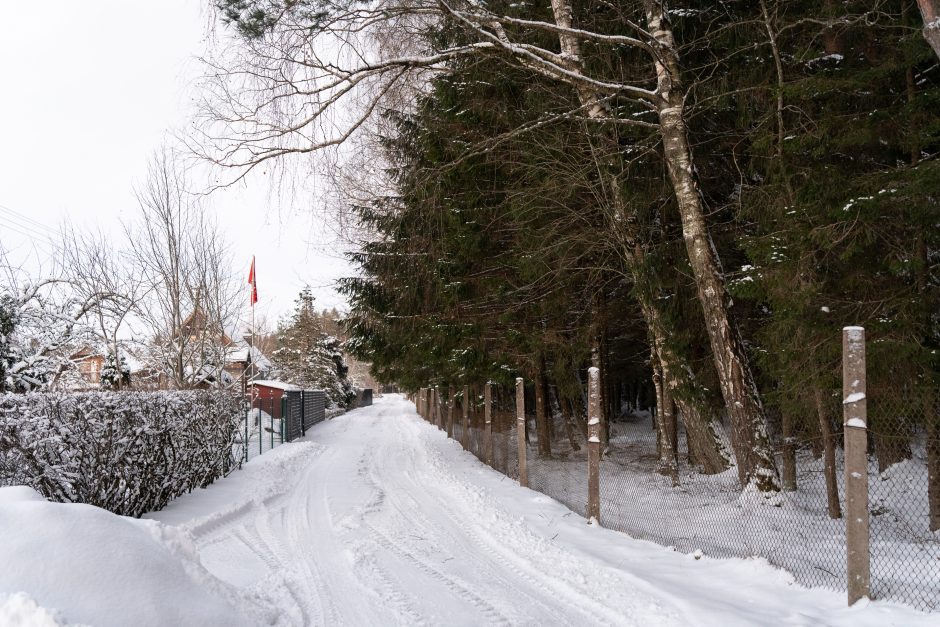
0;486;253;627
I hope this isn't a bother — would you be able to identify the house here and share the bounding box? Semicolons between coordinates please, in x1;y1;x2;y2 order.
69;346;104;387
224;341;271;394
249;380;301;418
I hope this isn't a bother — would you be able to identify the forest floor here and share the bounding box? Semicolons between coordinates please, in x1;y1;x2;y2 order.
1;395;936;626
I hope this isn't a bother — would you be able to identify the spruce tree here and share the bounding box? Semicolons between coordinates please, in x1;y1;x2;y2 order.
273;288;355;408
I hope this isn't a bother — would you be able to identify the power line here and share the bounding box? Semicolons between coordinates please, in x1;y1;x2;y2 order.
0;204;57;235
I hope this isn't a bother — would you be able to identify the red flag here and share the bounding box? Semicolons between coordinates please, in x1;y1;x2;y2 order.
248;256;258;306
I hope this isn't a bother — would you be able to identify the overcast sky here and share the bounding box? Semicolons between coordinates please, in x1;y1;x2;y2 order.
0;2;355;328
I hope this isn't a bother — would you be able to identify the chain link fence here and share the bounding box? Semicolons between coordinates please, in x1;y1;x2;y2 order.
412;379;940;612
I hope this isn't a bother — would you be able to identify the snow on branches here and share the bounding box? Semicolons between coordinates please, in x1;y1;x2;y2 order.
0;390;244;517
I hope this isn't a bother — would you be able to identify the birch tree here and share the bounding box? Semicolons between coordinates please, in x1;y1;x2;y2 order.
917;0;940;60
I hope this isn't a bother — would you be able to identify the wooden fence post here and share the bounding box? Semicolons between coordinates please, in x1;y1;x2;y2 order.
462;385;470;449
843;326;870;605
484;382;493;466
433;386;441;429
516;377;528;487
587;366;601;523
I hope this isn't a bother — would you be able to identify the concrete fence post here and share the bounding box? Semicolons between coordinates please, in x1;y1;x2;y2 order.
587;366;601;524
462;385;470;449
843;326;870;605
516;377;528;487
484;382;494;466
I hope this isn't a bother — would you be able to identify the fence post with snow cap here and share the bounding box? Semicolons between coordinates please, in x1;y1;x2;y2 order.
843;326;870;605
516;377;528;487
484;382;493;466
587;366;601;524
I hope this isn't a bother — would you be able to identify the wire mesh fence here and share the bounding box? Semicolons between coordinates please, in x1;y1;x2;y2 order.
865;388;939;609
412;379;940;612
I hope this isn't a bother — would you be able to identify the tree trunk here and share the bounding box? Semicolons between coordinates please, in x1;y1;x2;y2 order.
567;391;588;440
653;359;679;485
645;299;730;475
447;384;455;438
926;390;940;531
917;0;940;61
653;364;664;454
557;389;582;451
644;2;780;492
814;386;842;519
462;384;470;449
535;363;552;458
781;410;797;491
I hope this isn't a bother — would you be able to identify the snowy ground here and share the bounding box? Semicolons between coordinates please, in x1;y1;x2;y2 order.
2;395;937;626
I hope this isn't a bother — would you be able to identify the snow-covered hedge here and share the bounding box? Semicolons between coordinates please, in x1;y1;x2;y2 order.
0;390;244;517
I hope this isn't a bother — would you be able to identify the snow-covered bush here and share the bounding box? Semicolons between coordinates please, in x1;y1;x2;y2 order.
0;390;244;517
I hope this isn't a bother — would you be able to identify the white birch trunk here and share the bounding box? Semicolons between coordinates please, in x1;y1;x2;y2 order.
644;2;779;491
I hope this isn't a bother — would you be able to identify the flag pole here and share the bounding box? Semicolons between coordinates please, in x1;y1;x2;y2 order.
248;256;256;398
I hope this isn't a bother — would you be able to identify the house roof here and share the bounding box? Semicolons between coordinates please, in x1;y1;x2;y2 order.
225;343;272;370
178;307;233;346
250;380;301;391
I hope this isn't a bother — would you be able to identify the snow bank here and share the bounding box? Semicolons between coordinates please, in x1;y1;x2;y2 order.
0;592;66;627
0;487;252;627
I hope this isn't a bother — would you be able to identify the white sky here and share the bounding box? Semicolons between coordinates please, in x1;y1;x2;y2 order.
0;1;355;328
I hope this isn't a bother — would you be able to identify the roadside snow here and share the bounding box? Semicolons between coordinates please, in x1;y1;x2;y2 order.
0;487;254;627
149;395;934;626
0;592;67;627
3;395;936;626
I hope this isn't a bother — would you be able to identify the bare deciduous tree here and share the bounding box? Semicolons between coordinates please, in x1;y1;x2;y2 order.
128;149;240;388
59;226;144;385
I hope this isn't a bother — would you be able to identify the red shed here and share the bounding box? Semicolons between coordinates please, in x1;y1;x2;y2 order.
250;380;301;418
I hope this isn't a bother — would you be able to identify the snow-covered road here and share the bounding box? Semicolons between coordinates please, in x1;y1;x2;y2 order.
147;395;931;626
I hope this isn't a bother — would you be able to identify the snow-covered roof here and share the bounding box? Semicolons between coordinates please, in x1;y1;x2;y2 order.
250;379;301;391
225;343;271;370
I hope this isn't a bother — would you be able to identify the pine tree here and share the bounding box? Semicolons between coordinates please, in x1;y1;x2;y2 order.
99;352;130;390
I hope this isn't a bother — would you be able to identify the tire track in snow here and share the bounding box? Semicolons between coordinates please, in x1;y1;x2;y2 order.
363;520;512;626
361;425;567;624
410;422;679;626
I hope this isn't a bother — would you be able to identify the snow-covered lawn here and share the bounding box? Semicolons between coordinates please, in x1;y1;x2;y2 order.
1;394;936;625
